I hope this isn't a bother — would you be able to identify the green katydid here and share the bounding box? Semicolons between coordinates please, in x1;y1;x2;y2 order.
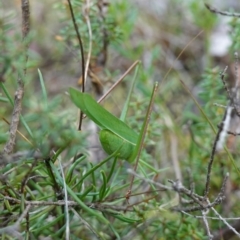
69;82;158;163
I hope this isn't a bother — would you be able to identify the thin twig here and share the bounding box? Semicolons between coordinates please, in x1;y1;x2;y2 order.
202;209;213;240
202;173;229;240
67;0;85;130
220;63;240;116
96;0;109;66
181;210;240;221
220;66;231;100
127;169;172;191
83;0;93;85
20;158;38;194
211;204;240;238
213;220;240;240
3;0;30;154
57;154;70;240
225;129;240;136
172;174;228;213
204;126;222;198
127;82;159;201
82;61;140;119
97;60;140;104
1;117;33;146
162;30;203;84
205;3;240;18
234;52;239;95
169;179;206;208
204;68;229;198
2;196;134;212
16;204;31;225
213;103;227;109
233;52;240;115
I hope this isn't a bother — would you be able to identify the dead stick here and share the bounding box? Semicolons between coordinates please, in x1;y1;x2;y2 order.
4;0;30;154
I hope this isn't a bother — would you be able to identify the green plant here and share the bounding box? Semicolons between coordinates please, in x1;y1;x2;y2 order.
2;1;240;239
69;78;158;163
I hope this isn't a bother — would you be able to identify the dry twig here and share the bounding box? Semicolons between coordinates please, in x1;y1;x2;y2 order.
83;0;93;84
3;0;30;154
205;3;240;18
67;0;85;130
204;67;228;198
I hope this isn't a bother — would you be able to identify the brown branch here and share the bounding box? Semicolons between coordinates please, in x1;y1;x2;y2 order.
205;3;240;18
97;60;140;104
233;52;240;116
217;123;240;136
220;67;232;101
204;126;222;198
204;68;228;198
2;196;134;212
66;0;85;131
170;174;228;213
3;0;30;154
97;0;110;66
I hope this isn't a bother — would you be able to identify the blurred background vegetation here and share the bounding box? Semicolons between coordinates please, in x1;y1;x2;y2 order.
1;0;240;239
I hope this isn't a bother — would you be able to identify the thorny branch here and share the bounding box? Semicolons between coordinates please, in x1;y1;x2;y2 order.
3;0;30;154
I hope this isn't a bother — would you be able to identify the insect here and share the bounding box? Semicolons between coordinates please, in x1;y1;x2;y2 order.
69;82;158;163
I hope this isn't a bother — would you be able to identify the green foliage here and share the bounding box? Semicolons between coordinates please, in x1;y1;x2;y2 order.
1;1;240;239
189;1;217;31
229;18;240;53
54;0;123;60
181;67;227;178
